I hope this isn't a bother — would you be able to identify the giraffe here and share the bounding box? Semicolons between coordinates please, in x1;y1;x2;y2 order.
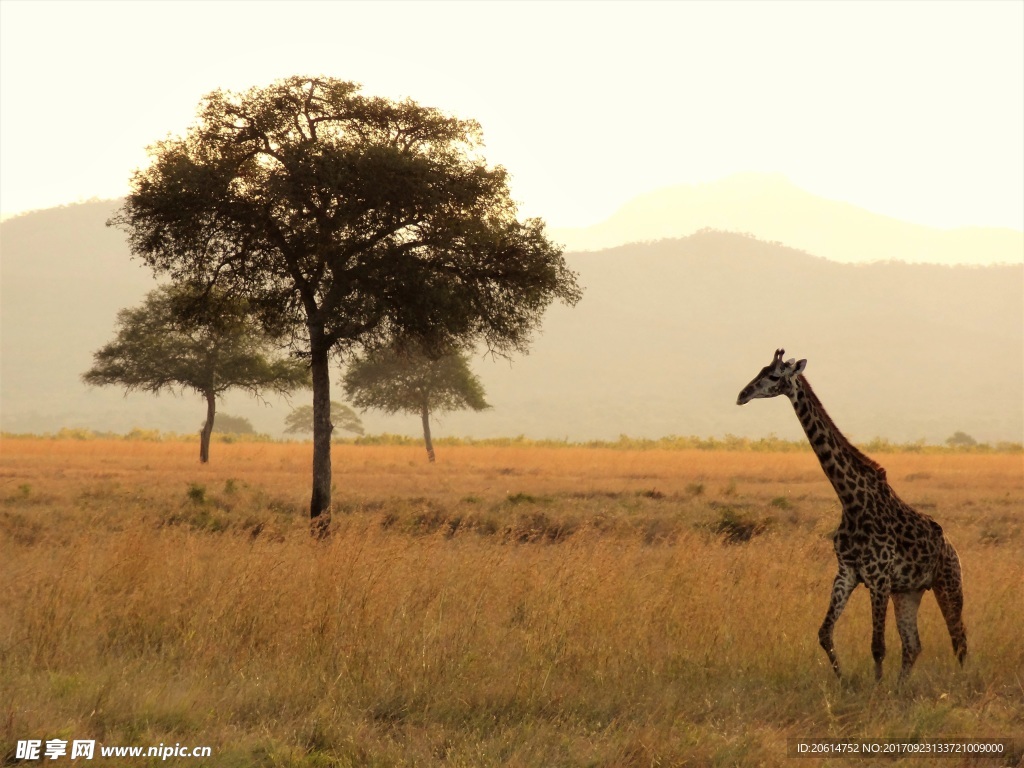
736;349;967;681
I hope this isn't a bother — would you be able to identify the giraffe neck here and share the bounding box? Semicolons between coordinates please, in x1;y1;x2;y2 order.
787;374;886;501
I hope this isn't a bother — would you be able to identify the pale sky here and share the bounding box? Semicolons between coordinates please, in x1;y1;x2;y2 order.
1;0;1022;231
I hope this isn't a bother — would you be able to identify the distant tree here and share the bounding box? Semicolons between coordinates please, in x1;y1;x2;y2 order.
343;346;490;462
110;75;580;536
945;431;978;448
284;402;364;438
83;285;309;462
211;413;256;435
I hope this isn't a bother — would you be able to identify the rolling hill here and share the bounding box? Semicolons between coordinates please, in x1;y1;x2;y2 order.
1;198;1021;444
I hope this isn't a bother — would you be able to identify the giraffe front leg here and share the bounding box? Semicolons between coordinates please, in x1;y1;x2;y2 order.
819;566;858;679
869;589;891;682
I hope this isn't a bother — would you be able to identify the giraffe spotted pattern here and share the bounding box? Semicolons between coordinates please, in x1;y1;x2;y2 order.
738;349;967;681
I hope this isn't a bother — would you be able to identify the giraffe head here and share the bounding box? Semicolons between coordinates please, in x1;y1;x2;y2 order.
736;348;807;405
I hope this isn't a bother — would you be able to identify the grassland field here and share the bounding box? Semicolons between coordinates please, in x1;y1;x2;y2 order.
1;438;1022;767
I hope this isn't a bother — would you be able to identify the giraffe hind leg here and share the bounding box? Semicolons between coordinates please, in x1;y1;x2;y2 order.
869;589;890;682
933;542;968;666
892;590;924;681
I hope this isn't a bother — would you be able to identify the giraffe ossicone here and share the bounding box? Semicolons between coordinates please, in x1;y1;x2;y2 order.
737;348;967;681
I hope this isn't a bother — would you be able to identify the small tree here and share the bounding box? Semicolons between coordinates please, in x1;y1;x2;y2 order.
945;431;978;448
83;285;309;462
211;413;256;434
343;346;490;462
284;402;364;438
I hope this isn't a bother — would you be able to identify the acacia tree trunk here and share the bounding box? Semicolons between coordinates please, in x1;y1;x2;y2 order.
309;332;333;539
421;404;435;463
199;391;215;463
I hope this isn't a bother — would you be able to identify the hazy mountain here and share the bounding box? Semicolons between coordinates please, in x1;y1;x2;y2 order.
474;234;1022;445
550;173;1024;266
1;200;1021;444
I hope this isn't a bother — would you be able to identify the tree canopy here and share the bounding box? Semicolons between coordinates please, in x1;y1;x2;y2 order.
284;402;364;437
83;284;309;462
343;346;490;461
111;76;581;533
211;414;256;435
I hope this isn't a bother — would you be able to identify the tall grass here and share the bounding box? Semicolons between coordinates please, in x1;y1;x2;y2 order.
1;440;1021;766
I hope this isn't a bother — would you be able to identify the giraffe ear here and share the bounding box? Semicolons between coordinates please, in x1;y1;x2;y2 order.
793;359;807;375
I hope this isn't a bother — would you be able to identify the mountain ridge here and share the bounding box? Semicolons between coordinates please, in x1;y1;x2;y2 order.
1;199;1021;443
550;173;1024;266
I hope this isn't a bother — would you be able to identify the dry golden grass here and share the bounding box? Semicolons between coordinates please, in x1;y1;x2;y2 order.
1;439;1022;766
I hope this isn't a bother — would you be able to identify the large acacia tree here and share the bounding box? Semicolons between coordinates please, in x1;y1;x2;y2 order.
111;76;581;536
83;284;309;462
343;346;490;463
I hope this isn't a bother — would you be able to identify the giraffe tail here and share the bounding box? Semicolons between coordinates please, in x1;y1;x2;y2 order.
933;538;967;666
